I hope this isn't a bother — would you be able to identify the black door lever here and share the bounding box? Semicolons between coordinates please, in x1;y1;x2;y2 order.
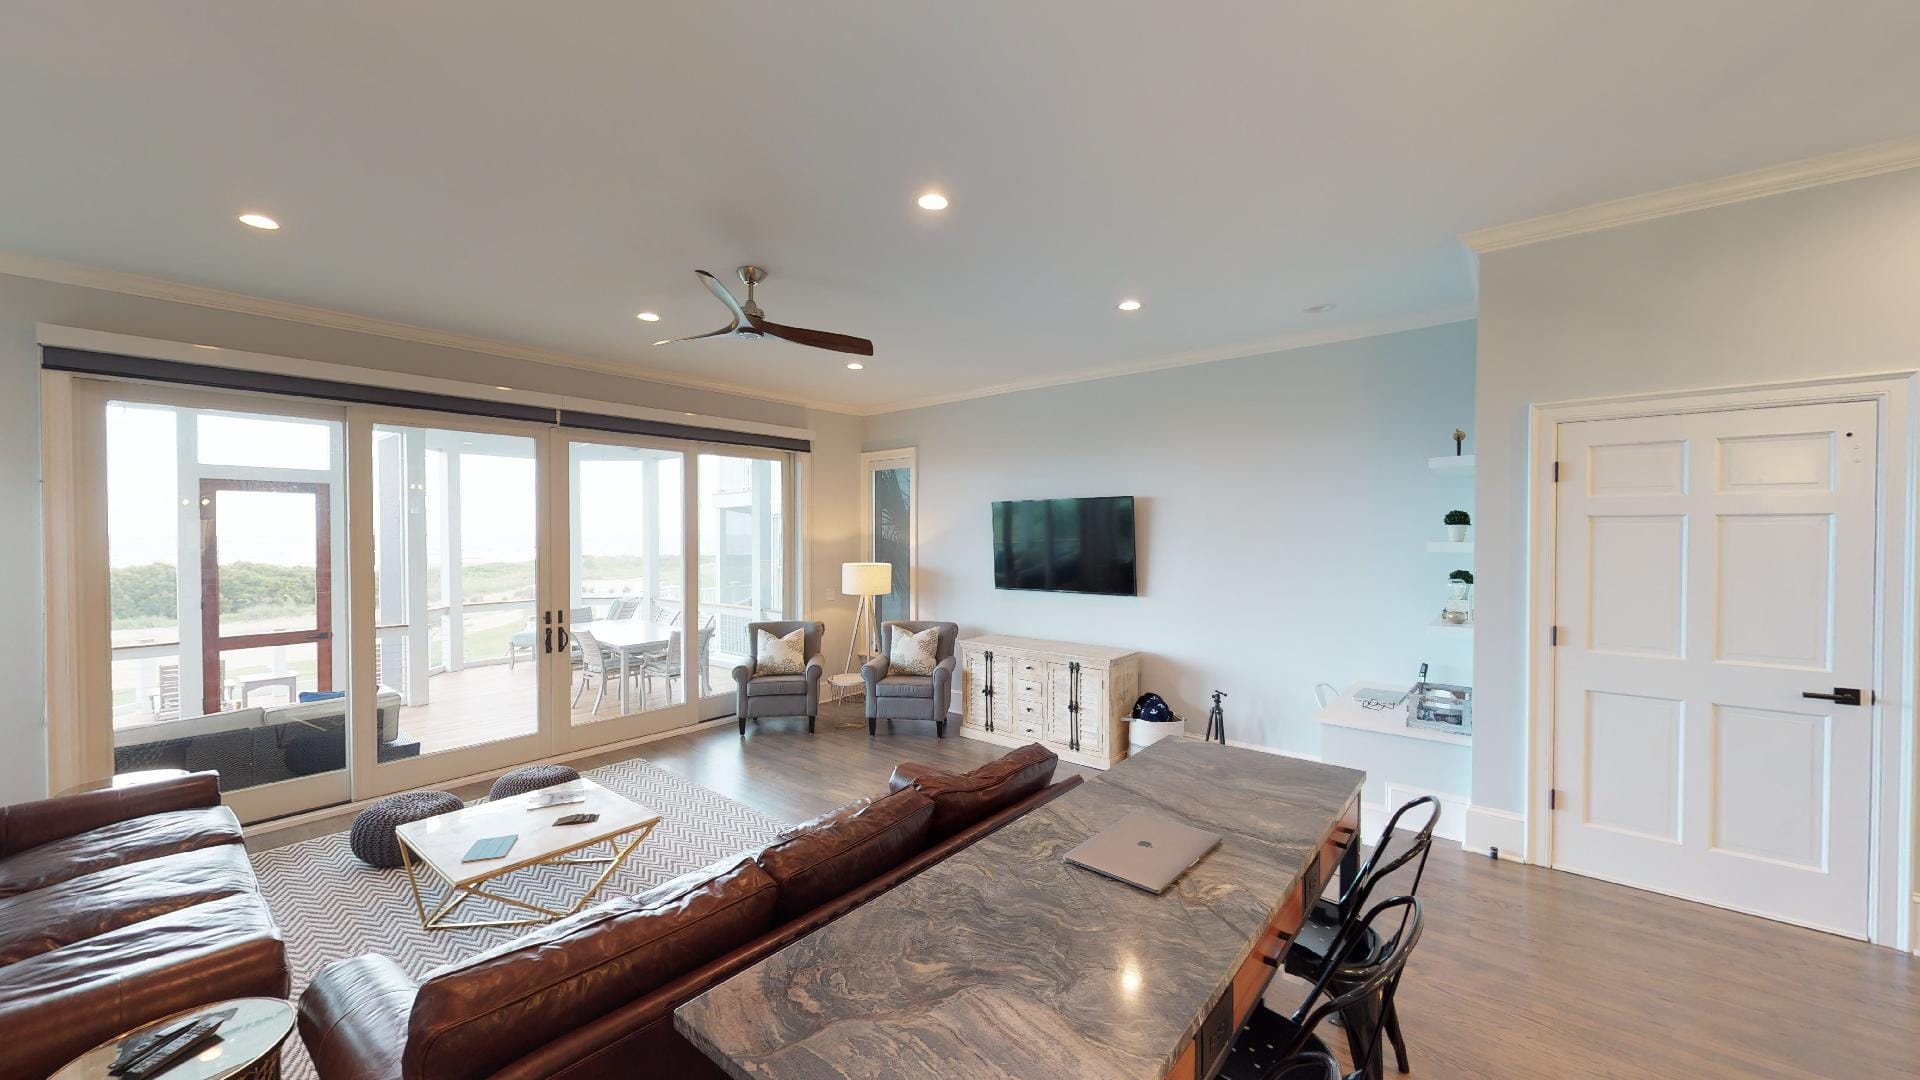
1803;688;1863;706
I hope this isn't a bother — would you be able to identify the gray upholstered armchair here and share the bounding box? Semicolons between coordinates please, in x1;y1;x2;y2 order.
731;620;825;735
862;621;959;737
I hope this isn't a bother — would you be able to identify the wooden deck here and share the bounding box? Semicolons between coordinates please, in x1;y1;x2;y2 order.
401;661;735;755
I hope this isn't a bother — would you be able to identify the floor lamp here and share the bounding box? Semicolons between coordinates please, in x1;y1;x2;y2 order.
841;562;893;681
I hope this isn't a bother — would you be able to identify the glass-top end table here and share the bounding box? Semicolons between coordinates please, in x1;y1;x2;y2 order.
54;997;295;1080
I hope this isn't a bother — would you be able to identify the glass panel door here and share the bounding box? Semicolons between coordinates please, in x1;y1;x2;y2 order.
696;452;787;719
558;436;694;747
353;418;554;794
99;389;350;823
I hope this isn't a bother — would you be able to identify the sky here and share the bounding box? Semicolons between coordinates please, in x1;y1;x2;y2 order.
107;403;749;570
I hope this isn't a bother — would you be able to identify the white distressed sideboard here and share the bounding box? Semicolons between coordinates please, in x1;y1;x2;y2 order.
955;635;1141;769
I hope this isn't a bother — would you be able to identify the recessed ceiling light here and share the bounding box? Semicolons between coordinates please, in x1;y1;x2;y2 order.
494;385;512;391
237;213;280;230
1305;303;1336;314
652;339;672;347
1117;299;1142;312
846;362;865;370
636;311;661;322
192;344;220;350
916;192;949;211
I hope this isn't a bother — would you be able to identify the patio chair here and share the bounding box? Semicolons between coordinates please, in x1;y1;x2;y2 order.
571;630;636;714
606;596;642;621
639;616;718;702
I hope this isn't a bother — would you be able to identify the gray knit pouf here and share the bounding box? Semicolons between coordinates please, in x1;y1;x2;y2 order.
488;763;581;801
349;789;464;868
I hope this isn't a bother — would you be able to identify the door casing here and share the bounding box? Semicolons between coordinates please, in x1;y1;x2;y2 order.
1526;373;1917;950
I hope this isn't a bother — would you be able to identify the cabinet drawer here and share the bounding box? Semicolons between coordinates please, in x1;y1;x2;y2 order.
1014;678;1046;700
1013;657;1047;680
1014;698;1046;724
1016;719;1046;739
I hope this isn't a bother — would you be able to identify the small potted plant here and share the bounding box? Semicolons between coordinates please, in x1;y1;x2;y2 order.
1442;569;1474;624
1444;509;1471;543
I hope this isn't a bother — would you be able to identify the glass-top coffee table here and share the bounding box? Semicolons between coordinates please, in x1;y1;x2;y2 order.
54;997;293;1080
396;777;661;931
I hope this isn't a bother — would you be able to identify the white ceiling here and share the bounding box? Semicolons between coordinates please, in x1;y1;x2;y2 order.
3;2;1918;413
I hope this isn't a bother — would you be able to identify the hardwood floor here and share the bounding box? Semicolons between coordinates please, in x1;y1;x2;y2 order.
250;699;1920;1077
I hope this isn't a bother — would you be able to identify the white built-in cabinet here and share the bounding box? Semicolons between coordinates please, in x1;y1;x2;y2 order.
956;635;1140;769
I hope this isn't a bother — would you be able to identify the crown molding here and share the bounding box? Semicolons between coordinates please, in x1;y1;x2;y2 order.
1463;134;1920;254
855;307;1478;416
0;251;857;415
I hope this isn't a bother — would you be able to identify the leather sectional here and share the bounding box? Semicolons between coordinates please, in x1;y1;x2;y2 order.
0;770;289;1078
298;743;1076;1079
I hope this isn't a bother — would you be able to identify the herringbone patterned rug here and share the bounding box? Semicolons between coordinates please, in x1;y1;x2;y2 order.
250;757;788;1080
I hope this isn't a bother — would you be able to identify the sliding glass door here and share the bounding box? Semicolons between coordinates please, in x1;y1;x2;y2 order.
69;377;800;822
92;383;351;822
696;451;789;719
559;433;696;747
349;412;558;797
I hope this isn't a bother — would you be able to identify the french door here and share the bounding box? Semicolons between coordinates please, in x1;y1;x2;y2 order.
72;377;797;822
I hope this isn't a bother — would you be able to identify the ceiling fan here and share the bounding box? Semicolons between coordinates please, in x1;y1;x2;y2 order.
652;266;874;357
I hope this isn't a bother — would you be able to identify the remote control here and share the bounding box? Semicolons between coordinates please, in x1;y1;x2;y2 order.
553;812;600;826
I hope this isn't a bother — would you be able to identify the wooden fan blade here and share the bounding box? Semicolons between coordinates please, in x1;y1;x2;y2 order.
748;316;875;357
651;322;739;346
694;270;749;323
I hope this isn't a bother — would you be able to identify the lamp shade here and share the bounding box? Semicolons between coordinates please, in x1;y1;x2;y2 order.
841;561;893;596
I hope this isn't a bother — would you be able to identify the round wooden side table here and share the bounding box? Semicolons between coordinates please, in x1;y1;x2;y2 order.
54;997;295;1080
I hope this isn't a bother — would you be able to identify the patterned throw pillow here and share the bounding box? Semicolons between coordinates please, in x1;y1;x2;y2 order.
755;628;806;676
888;626;941;676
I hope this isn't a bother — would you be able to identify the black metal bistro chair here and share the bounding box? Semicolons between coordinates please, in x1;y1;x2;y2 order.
1217;896;1425;1080
1284;796;1440;1074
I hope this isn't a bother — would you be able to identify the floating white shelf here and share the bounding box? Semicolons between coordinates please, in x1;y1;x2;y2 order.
1428;616;1473;636
1314;686;1472;747
1427;541;1473;554
1428;454;1475;474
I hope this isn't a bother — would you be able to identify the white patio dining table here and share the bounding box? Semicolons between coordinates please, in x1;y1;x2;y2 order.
580;617;677;714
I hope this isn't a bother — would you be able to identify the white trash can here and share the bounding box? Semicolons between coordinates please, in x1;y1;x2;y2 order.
1128;716;1185;751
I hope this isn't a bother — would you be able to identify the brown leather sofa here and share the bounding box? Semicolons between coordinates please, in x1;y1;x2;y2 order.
0;770;290;1077
299;744;1078;1079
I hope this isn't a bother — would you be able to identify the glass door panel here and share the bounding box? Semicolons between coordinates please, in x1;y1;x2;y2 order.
560;437;692;747
365;423;545;779
696;453;785;717
102;393;349;823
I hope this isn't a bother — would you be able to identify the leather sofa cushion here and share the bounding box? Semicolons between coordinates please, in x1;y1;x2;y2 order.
745;674;807;697
0;842;258;966
889;743;1059;840
875;675;934;698
754;787;934;923
405;856;778;1080
298;953;416;1080
0;891;288;1080
0;805;243;899
0;770;220;857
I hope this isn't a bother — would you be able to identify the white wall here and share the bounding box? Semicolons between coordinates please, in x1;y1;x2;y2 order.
0;271;861;802
862;321;1477;758
1473;166;1920;822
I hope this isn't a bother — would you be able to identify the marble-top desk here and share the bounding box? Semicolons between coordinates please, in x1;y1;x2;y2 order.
675;739;1364;1079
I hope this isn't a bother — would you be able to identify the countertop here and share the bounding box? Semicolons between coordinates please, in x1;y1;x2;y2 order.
674;739;1364;1079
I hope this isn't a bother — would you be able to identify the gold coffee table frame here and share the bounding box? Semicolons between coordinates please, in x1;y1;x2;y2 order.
392;778;662;932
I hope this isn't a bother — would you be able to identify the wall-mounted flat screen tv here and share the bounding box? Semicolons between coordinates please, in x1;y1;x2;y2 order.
992;496;1137;596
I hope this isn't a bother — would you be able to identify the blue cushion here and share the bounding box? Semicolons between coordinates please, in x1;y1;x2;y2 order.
298;690;346;703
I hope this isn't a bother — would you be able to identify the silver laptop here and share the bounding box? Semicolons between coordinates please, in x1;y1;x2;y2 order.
1063;811;1221;894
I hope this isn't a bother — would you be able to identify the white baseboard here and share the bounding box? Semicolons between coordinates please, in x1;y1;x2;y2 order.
1911;893;1919;955
1222;736;1321;762
1463;804;1527;862
1385;783;1467;844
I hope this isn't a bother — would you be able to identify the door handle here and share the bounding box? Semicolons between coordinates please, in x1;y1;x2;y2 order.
544;627;553;654
556;627;570;651
1802;687;1863;706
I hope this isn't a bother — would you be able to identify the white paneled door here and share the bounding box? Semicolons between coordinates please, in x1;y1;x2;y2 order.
1552;402;1879;937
